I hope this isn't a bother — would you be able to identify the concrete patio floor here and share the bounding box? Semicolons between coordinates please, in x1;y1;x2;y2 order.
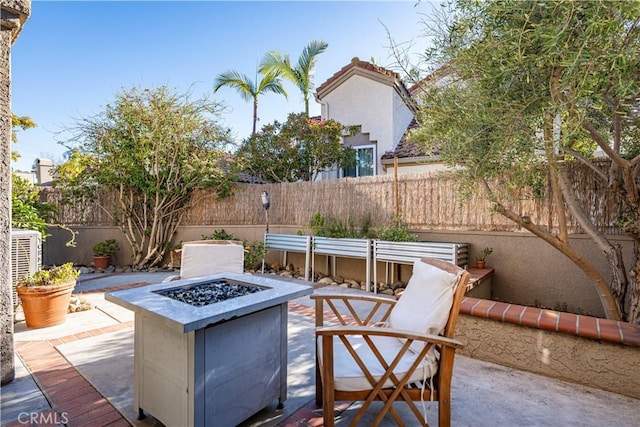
1;272;639;426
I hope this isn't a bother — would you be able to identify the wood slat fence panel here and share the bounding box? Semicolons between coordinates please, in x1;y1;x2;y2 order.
41;159;623;235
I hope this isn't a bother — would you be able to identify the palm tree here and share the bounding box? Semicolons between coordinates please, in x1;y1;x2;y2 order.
260;40;328;117
213;70;287;135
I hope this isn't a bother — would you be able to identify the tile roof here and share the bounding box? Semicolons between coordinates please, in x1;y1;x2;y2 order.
382;65;455;160
380;118;440;160
316;57;411;100
216;151;266;183
408;64;455;95
237;172;266;184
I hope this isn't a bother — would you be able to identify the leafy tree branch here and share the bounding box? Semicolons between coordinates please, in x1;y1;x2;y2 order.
55;87;234;269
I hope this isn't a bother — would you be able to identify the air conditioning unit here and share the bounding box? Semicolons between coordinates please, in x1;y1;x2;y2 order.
11;229;42;307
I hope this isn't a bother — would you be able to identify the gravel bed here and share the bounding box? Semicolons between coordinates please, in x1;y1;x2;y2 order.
155;279;264;307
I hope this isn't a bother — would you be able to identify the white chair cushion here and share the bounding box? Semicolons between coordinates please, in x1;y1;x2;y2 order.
180;240;244;279
317;335;439;392
389;260;459;353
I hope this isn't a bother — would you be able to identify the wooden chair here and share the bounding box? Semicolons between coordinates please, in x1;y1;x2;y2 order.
311;257;470;427
163;240;245;281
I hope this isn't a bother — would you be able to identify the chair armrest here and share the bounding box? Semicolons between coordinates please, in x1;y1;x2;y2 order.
311;292;397;327
316;325;464;350
311;292;397;306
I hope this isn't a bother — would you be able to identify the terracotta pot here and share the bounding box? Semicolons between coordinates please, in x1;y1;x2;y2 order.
93;256;110;269
476;260;486;269
16;280;76;328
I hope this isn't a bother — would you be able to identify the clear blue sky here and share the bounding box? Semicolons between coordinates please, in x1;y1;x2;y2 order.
11;0;438;171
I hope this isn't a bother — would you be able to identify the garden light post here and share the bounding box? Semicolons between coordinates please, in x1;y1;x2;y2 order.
261;191;270;273
261;191;270;233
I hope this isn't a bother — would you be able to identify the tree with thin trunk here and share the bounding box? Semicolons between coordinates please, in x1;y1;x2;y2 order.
260;40;328;117
236;113;356;182
410;0;640;323
55;86;235;269
213;69;287;135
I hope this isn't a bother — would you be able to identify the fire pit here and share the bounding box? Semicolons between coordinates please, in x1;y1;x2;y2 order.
155;279;265;306
106;273;312;427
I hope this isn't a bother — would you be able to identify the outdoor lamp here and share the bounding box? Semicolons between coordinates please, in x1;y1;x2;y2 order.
261;191;271;210
260;191;270;272
261;191;270;235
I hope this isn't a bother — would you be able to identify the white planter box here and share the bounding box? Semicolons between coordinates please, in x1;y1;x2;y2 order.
373;240;469;291
312;237;372;291
265;233;312;281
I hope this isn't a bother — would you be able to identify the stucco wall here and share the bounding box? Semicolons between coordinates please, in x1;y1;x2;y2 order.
45;224;283;267
2;0;31;14
383;162;448;175
322;75;413;175
323;75;391;144
1;18;14;387
45;226;633;319
416;230;634;318
391;88;414;147
456;314;640;399
2;0;31;386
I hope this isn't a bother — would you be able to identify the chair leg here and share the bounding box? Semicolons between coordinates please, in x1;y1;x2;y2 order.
321;335;336;427
316;361;323;406
439;389;451;427
438;350;455;427
323;384;335;427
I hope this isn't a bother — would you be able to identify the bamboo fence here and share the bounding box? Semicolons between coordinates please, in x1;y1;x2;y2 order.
42;159;623;235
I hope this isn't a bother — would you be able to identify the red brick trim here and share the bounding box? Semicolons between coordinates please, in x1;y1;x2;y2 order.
14;323;133;427
460;297;640;347
289;302;360;326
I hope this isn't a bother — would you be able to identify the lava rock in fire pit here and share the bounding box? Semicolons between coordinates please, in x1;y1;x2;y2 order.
155;279;264;307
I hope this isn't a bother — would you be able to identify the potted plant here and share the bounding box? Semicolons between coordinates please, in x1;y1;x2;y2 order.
92;239;119;269
476;247;493;269
16;262;80;328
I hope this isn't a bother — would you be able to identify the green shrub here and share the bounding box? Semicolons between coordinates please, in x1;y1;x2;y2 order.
309;213;326;235
376;218;417;242
309;212;376;238
92;239;120;257
17;262;80;287
477;246;493;261
243;241;266;270
11;174;57;239
201;229;236;241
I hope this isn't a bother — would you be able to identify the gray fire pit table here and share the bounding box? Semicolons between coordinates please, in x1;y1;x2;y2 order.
106;273;313;427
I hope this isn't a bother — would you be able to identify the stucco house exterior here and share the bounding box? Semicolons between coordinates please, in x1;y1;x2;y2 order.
2;0;31;385
314;57;447;179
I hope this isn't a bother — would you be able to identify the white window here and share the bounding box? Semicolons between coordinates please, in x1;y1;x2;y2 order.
343;145;375;177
